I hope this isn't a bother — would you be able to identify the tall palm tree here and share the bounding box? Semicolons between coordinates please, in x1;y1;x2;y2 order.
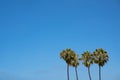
79;51;93;80
60;48;76;80
93;48;109;80
70;53;79;80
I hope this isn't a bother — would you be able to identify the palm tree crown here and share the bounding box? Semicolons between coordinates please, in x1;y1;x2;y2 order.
60;48;76;66
80;51;93;67
93;48;109;67
70;53;79;67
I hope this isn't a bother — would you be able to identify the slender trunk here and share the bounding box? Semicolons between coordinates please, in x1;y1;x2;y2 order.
88;67;91;80
99;65;101;80
75;67;78;80
67;64;69;80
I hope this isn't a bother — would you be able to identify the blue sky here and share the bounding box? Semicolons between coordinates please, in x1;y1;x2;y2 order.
0;0;120;80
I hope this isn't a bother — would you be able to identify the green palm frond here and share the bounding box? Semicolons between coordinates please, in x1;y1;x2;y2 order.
60;48;79;67
80;51;93;67
93;48;109;67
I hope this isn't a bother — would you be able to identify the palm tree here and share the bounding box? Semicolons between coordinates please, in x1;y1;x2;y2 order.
60;48;76;80
70;53;79;80
93;48;109;80
79;51;93;80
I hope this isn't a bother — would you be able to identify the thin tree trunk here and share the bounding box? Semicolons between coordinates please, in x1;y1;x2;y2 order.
88;67;91;80
99;65;101;80
67;64;69;80
75;67;78;80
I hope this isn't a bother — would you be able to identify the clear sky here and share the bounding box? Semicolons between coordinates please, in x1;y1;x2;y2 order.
0;0;120;80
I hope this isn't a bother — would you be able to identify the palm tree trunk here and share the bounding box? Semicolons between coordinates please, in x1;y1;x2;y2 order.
88;67;91;80
67;64;69;80
75;67;78;80
99;65;101;80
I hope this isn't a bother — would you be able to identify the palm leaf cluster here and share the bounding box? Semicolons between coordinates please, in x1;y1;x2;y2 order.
60;48;79;67
60;48;109;80
93;48;109;67
80;51;93;67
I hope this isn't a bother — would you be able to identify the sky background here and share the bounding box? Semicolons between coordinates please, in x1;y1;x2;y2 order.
0;0;120;80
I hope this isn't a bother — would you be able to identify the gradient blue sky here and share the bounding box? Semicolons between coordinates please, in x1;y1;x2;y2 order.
0;0;120;80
